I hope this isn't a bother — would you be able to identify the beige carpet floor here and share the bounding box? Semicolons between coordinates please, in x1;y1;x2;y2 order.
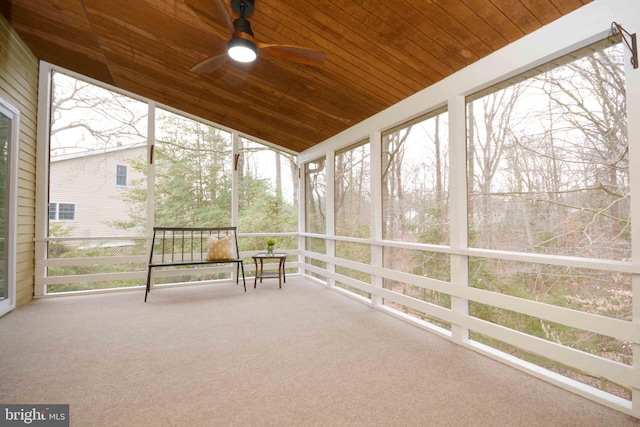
0;277;638;426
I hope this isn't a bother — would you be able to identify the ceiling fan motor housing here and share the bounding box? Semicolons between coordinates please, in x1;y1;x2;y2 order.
233;15;254;37
231;0;255;16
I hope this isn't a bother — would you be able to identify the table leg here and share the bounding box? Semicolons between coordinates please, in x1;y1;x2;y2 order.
282;257;286;284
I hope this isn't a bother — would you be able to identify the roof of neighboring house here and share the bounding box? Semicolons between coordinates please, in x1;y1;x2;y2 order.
50;143;147;163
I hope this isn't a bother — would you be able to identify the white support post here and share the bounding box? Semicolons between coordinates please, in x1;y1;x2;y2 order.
625;18;640;418
448;95;469;342
231;131;240;228
298;161;306;276
232;132;241;283
370;131;383;307
145;101;156;291
34;62;53;297
326;151;336;287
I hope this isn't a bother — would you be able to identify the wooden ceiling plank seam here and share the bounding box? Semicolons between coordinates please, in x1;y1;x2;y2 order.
519;0;563;24
306;0;444;89
396;0;487;67
331;0;451;81
9;31;114;84
405;0;495;59
262;0;425;96
188;54;385;129
6;7;101;53
428;0;511;50
79;0;116;86
347;0;463;74
487;0;544;34
459;0;525;43
229;9;409;105
274;0;450;82
376;0;471;71
238;2;413;98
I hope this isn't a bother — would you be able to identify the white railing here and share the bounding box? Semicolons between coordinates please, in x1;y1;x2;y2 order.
297;233;640;419
34;232;299;297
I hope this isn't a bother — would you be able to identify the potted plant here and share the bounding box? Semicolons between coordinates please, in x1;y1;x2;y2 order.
265;238;276;255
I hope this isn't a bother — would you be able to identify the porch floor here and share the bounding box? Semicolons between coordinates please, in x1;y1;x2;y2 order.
0;277;637;426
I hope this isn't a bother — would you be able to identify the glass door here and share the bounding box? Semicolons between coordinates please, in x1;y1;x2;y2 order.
0;98;19;316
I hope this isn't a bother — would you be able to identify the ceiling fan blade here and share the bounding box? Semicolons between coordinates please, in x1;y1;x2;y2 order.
190;53;228;72
185;0;234;33
258;43;325;67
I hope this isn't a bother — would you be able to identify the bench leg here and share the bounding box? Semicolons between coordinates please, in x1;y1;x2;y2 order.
236;261;246;292
145;267;153;302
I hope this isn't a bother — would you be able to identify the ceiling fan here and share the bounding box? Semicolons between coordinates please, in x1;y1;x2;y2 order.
186;0;325;72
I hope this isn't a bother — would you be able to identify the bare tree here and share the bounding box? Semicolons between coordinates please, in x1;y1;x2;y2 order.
50;72;147;155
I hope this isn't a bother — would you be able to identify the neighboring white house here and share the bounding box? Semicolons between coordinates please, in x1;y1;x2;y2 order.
49;144;146;239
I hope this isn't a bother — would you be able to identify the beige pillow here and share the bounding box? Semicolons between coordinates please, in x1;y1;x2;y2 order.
206;234;235;261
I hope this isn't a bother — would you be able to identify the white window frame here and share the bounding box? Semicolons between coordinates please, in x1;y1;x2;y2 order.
49;202;77;222
115;164;128;187
0;97;19;316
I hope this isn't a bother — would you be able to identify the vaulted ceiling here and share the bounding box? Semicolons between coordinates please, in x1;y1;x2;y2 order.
2;0;591;153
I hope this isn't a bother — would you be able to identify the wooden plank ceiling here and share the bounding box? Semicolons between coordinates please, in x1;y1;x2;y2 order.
1;0;591;153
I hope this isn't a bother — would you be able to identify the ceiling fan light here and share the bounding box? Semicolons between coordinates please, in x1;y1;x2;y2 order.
227;37;257;63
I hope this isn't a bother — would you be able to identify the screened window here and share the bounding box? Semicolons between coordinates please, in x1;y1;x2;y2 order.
48;71;148;239
154;109;232;227
334;141;372;299
238;137;298;251
305;158;326;235
466;39;628;260
382;109;449;244
304;158;327;278
335;141;370;238
465;38;631;389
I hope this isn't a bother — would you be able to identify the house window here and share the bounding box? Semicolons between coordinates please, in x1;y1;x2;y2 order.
116;164;127;186
49;203;76;221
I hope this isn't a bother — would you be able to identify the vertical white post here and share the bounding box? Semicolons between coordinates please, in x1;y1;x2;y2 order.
370;131;383;306
449;95;469;342
326;151;335;287
146;101;156;237
231;131;240;227
624;20;640;418
298;161;306;276
34;62;53;297
231;132;241;282
145;101;156;290
293;157;307;276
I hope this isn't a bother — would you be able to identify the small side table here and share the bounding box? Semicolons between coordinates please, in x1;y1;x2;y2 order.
252;253;287;289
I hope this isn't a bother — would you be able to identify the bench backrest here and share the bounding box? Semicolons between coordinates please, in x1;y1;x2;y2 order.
149;226;240;264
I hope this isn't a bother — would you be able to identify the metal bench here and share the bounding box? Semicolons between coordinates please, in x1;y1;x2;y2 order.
145;226;246;301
